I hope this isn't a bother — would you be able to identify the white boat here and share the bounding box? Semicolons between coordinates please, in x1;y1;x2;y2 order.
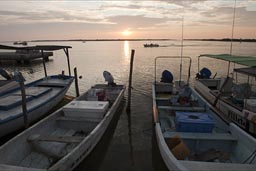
194;54;256;136
0;83;125;171
0;45;75;137
153;56;256;171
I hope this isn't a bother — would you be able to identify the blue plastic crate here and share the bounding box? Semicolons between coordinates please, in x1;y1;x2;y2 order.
175;112;215;133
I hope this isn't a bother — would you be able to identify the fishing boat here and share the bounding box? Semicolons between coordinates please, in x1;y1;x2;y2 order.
153;56;256;171
144;43;159;48
0;45;74;137
194;54;256;136
0;83;125;171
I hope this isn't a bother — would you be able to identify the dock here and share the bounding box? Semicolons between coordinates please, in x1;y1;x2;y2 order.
0;51;53;63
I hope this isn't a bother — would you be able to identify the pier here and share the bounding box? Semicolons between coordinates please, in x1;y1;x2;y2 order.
0;51;53;63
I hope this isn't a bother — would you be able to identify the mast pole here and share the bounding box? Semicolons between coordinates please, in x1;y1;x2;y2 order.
179;15;184;85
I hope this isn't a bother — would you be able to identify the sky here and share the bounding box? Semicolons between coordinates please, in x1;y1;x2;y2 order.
0;0;256;41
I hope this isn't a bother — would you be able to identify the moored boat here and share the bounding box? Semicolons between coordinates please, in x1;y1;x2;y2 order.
153;56;256;171
194;54;256;136
0;83;125;171
0;45;74;137
144;43;159;48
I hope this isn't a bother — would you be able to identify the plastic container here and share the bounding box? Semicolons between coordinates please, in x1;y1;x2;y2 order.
244;99;256;113
175;112;215;133
63;100;109;121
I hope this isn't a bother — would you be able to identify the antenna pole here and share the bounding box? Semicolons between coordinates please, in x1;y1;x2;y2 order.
230;0;237;56
180;15;184;84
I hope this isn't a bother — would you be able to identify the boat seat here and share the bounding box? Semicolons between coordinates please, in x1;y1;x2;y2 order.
27;134;83;143
180;160;256;171
0;95;33;110
158;106;206;112
36;79;67;87
12;87;52;98
163;132;237;141
56;116;99;123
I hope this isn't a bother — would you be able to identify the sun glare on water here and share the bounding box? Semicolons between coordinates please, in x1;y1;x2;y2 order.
121;30;132;36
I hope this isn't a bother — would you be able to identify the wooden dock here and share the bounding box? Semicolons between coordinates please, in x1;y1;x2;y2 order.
0;51;53;63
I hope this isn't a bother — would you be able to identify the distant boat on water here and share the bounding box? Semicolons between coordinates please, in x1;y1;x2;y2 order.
13;41;28;46
144;43;159;48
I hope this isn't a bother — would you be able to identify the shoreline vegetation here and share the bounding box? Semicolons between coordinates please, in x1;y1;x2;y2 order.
2;38;256;43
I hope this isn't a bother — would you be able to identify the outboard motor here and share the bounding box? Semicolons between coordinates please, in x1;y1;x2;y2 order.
103;71;116;86
196;67;212;79
161;70;173;83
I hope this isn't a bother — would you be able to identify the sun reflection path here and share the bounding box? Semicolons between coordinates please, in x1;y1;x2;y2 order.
124;41;130;61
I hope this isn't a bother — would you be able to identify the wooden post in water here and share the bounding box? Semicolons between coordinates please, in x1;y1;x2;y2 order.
74;67;80;97
126;49;135;113
41;50;47;78
19;72;29;128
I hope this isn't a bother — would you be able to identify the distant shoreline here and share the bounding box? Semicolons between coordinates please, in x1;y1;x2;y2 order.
30;38;256;43
2;38;256;43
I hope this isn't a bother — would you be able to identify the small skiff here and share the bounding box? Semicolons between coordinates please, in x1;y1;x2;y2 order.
0;84;125;171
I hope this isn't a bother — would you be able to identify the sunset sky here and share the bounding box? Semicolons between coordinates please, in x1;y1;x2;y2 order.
0;0;256;41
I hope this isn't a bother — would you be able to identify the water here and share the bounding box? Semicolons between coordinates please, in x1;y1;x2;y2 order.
1;40;256;170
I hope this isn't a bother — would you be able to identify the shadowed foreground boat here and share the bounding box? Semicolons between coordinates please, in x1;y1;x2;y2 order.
153;56;256;171
194;54;256;136
0;45;74;137
0;84;125;171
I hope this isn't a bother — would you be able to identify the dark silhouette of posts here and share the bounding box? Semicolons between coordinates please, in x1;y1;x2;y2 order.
74;67;80;97
17;72;29;128
126;49;135;113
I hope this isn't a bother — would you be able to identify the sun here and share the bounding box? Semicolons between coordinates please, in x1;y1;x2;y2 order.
121;30;132;36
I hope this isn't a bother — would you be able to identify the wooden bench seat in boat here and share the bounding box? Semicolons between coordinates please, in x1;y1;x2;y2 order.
180;160;256;171
56;116;100;123
23;128;79;165
56;116;99;132
158;105;206;112
0;95;33;110
12;87;52;97
36;79;69;87
27;134;83;143
163;132;237;141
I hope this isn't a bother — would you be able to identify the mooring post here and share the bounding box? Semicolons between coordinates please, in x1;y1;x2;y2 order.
18;72;29;128
126;49;135;112
41;50;47;77
74;67;80;97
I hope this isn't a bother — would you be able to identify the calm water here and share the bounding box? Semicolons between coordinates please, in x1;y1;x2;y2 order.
1;40;256;170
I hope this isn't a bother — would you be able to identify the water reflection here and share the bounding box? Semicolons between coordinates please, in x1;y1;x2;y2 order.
124;41;130;62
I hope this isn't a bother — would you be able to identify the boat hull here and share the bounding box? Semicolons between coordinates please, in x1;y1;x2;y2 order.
0;84;125;171
153;82;256;171
194;79;255;135
0;75;74;137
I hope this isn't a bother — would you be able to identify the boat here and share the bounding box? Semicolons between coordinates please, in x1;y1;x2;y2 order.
13;41;28;46
194;54;256;136
0;45;74;137
153;56;256;171
144;43;159;48
0;83;125;171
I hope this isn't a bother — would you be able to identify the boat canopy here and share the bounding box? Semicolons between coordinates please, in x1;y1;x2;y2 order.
0;44;72;76
234;67;256;77
199;54;256;67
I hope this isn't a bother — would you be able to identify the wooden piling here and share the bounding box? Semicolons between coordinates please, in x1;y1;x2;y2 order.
19;72;29;128
126;49;135;112
41;50;47;77
74;67;80;97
